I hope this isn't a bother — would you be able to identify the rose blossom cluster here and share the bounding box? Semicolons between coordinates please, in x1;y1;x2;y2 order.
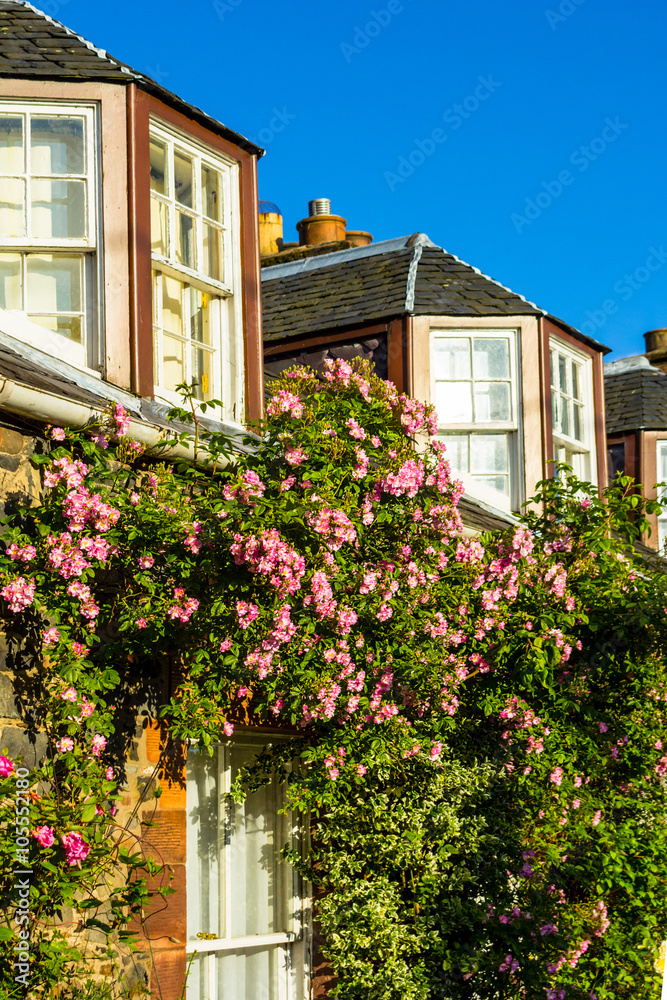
231;529;306;596
307;508;357;551
266;390;304;419
1;576;36;613
167;587;199;623
223;470;265;505
43;456;88;490
62;488;120;534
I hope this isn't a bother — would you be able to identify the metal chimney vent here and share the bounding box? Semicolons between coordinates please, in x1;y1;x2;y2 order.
308;198;331;216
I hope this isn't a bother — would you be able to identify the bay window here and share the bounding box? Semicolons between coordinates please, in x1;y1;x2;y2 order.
150;122;239;409
186;738;306;1000
0;103;97;367
657;441;667;554
550;340;596;482
432;330;519;509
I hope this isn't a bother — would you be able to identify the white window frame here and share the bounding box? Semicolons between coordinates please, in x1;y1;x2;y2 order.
657;440;667;555
186;735;309;1000
149;120;244;418
549;338;597;485
431;328;520;512
0;100;100;369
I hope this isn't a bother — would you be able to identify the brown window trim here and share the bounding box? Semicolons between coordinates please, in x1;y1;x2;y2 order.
541;317;607;490
127;84;263;422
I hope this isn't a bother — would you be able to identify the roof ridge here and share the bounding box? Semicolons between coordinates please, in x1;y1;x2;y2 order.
405;240;424;312
261;234;422;282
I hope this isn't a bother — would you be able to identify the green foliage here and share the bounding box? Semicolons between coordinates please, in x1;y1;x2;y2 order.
0;364;666;999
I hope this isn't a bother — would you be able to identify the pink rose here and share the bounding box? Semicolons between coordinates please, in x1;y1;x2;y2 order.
91;734;107;757
61;687;77;702
56;737;74;753
61;831;90;866
0;755;15;778
43;627;60;645
223;721;234;736
33;825;55;847
50;427;66;441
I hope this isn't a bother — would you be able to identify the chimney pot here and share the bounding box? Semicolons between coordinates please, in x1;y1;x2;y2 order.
308;198;332;216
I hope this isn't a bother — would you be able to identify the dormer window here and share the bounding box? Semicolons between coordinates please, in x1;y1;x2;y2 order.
0;103;97;367
149;121;241;410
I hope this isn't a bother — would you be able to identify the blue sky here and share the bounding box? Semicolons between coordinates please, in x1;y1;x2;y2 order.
50;0;666;358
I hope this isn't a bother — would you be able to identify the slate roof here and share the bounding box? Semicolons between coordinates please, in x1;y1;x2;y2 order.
0;1;262;155
261;234;609;353
604;356;667;434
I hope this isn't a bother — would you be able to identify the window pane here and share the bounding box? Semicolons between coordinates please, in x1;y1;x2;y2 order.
174;151;193;207
558;354;568;395
150;197;168;256
435;381;472;423
203;223;222;281
29;314;82;344
573;403;584;442
470;434;508;474
474;382;511;422
571;362;582;401
202;165;221;221
474;475;509;497
26;254;81;313
191;346;212;399
229;745;284;936
176;210;195;269
433;338;470;379
190;290;212;346
31;179;85;238
473;338;509;379
162;275;184;336
0;253;21;309
560;394;571;437
150;139;167;194
660;444;667;484
0;116;24;173
551;390;559;432
550;349;557;390
218;946;280;1000
31;117;84;174
438;435;468;473
0;178;25;237
163;335;185;390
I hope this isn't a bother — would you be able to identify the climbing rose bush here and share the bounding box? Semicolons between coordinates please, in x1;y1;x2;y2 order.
0;361;666;1000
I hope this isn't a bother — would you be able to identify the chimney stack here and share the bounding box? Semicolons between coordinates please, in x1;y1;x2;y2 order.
258;200;283;256
644;329;667;373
